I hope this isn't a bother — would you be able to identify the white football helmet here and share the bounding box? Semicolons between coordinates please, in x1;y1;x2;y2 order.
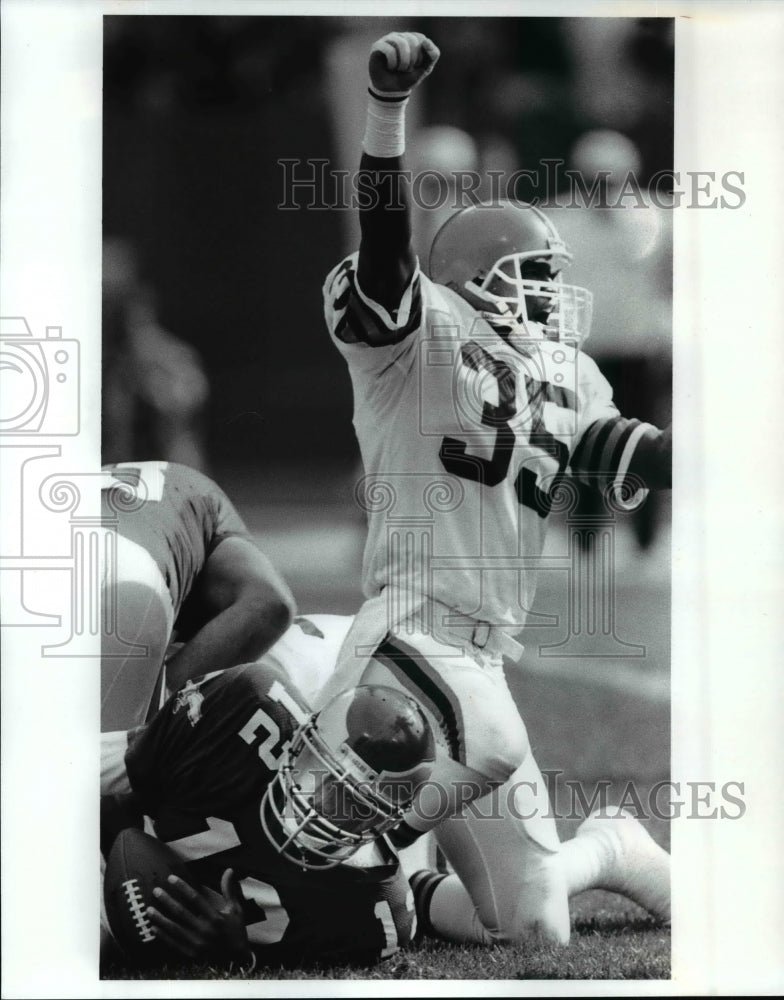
260;685;435;869
429;200;593;344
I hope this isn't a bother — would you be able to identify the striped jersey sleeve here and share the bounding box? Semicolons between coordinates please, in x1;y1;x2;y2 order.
568;352;670;508
571;416;664;506
323;252;423;366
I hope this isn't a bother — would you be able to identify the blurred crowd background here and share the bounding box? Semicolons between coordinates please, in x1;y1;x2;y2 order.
102;15;673;584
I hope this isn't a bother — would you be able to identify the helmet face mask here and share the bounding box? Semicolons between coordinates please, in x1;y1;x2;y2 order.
260;686;435;870
429;201;593;345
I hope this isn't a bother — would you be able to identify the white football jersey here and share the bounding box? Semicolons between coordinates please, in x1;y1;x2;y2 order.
324;254;624;628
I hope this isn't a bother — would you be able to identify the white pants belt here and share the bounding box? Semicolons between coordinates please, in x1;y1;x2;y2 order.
439;608;525;663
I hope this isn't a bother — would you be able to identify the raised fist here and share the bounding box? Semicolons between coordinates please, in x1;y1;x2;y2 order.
369;32;440;94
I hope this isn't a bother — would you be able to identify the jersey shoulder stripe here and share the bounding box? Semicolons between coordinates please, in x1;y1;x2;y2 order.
324;253;422;347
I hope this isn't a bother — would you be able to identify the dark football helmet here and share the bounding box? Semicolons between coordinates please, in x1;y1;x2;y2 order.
429;200;593;344
261;685;435;869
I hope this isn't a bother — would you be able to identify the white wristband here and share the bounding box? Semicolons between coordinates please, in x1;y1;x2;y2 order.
362;87;410;158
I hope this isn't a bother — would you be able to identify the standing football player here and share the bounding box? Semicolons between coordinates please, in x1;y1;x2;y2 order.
316;31;672;942
100;661;435;970
101;460;296;731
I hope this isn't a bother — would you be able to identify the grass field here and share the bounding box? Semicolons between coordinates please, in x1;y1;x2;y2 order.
106;917;670;982
104;466;671;983
102;666;671;982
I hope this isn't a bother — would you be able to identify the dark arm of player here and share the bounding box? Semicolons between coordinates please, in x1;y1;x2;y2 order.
165;536;296;691
356;151;416;317
353;32;439;326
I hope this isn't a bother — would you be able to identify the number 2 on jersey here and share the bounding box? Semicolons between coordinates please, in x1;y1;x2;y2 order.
238;680;306;768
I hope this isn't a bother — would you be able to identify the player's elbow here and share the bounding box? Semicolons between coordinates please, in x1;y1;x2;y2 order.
478;709;529;786
260;588;297;635
240;586;296;650
477;882;571;948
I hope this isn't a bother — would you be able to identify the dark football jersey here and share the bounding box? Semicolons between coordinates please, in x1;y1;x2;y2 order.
101;461;250;619
114;662;415;967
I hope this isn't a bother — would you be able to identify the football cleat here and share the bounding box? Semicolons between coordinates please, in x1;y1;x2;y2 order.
428;200;593;345
576;806;671;924
261;685;435;869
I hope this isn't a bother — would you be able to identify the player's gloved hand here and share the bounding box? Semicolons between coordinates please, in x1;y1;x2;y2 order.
146;868;254;971
369;32;440;94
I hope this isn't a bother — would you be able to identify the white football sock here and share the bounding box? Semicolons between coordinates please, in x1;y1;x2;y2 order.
561;806;670;923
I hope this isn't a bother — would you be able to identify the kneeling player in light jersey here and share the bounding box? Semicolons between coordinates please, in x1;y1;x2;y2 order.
265;614;669;949
313;32;672;943
101;460;296;731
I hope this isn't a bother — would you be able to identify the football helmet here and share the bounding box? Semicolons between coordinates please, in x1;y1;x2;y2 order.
428;200;593;344
261;685;435;870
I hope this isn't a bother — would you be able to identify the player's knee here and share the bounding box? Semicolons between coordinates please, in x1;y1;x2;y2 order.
502;718;529;777
480;881;570;947
473;706;528;786
483;911;570;948
479;854;571;947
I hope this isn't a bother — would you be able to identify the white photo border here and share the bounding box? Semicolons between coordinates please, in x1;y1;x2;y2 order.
2;1;783;996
